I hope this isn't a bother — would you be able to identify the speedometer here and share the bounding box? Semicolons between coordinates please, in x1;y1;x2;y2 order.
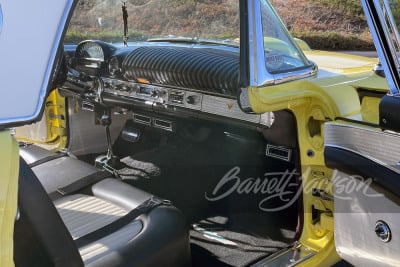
76;41;105;61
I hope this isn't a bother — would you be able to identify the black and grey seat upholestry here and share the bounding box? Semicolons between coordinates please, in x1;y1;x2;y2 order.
15;144;191;267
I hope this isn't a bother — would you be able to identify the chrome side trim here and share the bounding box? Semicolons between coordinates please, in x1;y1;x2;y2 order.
324;123;400;174
251;242;316;267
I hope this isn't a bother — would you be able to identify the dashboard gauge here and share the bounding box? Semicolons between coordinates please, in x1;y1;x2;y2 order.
108;56;120;76
76;41;105;61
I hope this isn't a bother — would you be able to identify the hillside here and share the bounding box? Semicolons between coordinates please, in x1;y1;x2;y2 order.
66;0;374;50
270;0;374;50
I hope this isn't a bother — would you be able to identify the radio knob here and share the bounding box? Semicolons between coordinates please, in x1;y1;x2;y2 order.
151;90;158;98
186;95;199;105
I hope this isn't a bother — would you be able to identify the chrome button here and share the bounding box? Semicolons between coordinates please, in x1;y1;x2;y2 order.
375;220;391;243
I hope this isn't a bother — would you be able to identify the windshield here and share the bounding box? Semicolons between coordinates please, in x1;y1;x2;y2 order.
65;0;240;45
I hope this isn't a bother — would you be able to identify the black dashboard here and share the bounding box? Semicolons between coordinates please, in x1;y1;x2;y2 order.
62;40;274;129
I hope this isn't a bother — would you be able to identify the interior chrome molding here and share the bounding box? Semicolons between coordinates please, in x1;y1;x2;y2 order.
324;123;400;175
102;78;274;127
238;87;255;113
250;242;316;266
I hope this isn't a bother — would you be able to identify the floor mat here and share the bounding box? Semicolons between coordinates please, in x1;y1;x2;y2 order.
191;214;296;267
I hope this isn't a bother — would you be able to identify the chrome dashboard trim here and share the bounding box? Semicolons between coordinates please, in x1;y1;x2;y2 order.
324;123;400;174
102;78;274;127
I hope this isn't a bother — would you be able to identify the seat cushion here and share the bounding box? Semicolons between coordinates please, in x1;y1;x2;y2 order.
55;194;133;239
18;145;191;267
55;179;191;267
55;194;143;266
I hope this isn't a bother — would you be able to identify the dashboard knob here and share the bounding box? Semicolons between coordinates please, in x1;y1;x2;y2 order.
151;90;158;98
186;95;199;105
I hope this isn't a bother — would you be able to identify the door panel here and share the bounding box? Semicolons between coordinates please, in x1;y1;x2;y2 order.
325;122;400;266
333;172;400;267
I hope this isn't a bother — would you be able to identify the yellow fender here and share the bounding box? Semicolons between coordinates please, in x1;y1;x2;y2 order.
0;131;19;267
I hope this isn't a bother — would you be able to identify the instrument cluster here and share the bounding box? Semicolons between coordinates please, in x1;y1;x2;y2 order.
102;78;203;110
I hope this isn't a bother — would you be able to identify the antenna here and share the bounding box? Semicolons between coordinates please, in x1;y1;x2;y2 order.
122;1;128;46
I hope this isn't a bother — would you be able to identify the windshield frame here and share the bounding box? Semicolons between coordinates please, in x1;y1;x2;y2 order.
361;0;400;95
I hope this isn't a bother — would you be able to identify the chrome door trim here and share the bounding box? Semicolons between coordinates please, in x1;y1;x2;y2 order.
325;123;400;175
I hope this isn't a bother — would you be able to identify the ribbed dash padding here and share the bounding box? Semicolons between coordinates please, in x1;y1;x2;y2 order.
122;46;240;96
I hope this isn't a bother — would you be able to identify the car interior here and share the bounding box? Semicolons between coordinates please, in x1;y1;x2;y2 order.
14;48;302;266
12;1;304;267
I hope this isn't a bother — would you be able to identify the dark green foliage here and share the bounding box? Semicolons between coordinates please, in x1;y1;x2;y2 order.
292;31;375;51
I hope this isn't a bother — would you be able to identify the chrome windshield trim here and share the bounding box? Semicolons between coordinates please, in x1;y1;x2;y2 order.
0;0;75;125
361;0;400;95
248;0;317;88
273;63;318;85
248;0;275;87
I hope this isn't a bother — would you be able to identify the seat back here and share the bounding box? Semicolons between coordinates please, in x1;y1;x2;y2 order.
14;158;83;267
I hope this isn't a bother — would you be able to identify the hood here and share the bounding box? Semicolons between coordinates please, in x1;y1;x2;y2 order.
304;50;378;75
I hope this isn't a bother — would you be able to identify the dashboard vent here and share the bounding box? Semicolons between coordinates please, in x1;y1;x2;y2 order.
266;144;292;162
153;118;173;131
133;114;151;125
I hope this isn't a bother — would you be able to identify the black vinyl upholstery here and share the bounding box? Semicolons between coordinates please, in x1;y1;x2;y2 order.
15;158;84;267
15;145;191;267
